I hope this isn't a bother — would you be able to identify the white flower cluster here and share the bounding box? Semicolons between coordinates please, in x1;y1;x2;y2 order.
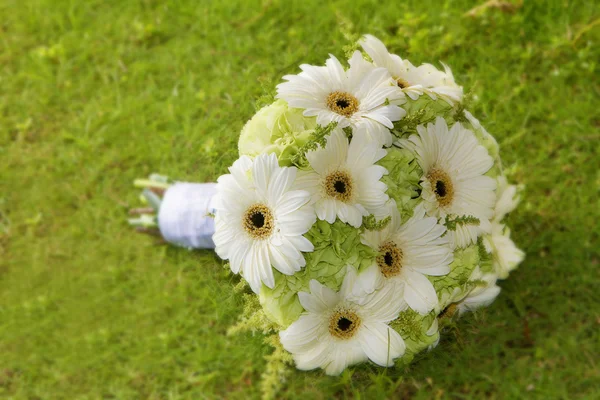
214;35;524;375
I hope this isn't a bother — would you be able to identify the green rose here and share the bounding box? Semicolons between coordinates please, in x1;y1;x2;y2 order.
238;99;317;166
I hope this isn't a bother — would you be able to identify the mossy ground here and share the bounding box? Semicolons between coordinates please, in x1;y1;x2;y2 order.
1;0;599;398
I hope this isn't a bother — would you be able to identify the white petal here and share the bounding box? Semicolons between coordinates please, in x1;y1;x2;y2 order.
276;190;311;217
358;322;405;367
245;242;274;292
360;280;406;322
268;165;296;205
459;284;501;315
298;279;340;313
339;266;359;299
359;34;400;75
286;234;314;252
351;264;383;298
317;199;338;224
324;343;368;376
338;203;364;228
280;314;325;350
293;339;332;371
402;269;438;314
269;241;300;275
252;153;278;198
226;236;251;274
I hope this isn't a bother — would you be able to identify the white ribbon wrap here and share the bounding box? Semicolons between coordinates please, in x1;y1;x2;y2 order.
157;182;218;249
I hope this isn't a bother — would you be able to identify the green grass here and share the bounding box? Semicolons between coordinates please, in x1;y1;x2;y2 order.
1;0;599;398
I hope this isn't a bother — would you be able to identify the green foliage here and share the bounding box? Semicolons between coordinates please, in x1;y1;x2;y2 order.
1;0;599;398
260;335;294;400
432;244;481;309
289;122;339;168
477;236;495;274
444;214;481;231
391;310;439;368
392;309;424;339
254;78;277;111
228;293;278;336
362;214;391;231
391;96;456;139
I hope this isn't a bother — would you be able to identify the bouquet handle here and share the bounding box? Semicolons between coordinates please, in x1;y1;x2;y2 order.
158;182;218;249
129;176;218;250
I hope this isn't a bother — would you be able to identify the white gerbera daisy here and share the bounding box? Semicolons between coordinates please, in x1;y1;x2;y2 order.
276;51;406;147
279;267;406;376
359;202;453;314
213;153;316;294
399;117;497;248
295;128;389;228
360;34;463;104
456;266;501;316
483;176;525;278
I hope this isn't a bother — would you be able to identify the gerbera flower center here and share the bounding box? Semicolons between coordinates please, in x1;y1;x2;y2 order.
427;168;454;207
243;204;274;239
396;78;410;89
440;303;458;320
326;91;359;117
377;241;403;277
324;170;353;202
329;309;361;340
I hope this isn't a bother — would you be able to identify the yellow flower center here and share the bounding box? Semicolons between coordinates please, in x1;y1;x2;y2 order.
396;78;410;89
377;241;403;277
440;303;458;320
427;168;454;208
326;91;359;117
324;170;353;202
329;309;361;340
243;204;274;239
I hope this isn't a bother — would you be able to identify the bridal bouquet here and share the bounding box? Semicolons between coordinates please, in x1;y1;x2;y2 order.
130;35;524;386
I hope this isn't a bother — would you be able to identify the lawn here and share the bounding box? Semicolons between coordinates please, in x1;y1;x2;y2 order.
1;0;599;398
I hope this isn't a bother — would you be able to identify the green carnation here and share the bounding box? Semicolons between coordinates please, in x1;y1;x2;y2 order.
260;219;377;327
379;146;422;221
